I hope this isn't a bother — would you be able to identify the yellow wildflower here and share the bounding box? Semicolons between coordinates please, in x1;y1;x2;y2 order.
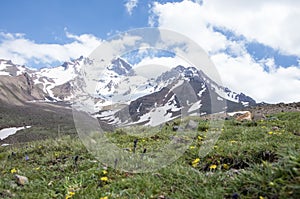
69;192;75;196
192;163;197;167
192;158;200;164
100;177;108;181
65;191;75;199
197;136;203;140
222;164;229;170
230;140;237;144
10;168;17;174
259;196;265;199
209;164;217;169
102;170;108;175
268;131;273;135
100;196;108;199
189;146;196;149
35;167;40;170
192;158;200;167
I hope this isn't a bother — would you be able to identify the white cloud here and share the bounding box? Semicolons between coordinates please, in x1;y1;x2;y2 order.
150;1;229;54
135;56;190;68
0;32;102;66
149;0;300;103
212;53;300;103
150;0;300;56
133;56;189;79
199;0;300;56
125;0;138;15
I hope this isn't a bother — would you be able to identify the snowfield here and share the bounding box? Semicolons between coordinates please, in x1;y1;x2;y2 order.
0;126;32;140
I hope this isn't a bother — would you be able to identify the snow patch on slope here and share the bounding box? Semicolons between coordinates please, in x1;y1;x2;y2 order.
32;60;82;100
135;95;181;126
0;126;31;140
188;100;202;113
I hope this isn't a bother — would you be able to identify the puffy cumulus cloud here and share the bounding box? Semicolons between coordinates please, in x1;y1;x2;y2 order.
149;0;300;103
150;0;229;54
199;0;300;56
125;0;138;15
150;0;300;56
0;31;102;66
212;53;300;103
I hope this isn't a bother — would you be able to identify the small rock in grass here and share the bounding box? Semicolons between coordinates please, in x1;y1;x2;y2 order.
15;174;29;185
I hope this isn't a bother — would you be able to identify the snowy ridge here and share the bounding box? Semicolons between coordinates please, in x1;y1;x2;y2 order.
94;62;256;126
0;57;86;101
33;65;78;100
0;57;256;118
135;94;181;126
0;59;32;76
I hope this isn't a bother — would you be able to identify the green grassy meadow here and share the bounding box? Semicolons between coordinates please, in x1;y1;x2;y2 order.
0;112;299;198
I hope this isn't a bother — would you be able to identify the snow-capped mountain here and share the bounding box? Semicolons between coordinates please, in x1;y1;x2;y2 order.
0;59;33;76
0;57;88;103
31;56;85;101
0;57;256;126
93;62;256;127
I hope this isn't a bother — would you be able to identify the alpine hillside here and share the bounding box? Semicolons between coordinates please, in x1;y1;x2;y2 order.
0;57;256;115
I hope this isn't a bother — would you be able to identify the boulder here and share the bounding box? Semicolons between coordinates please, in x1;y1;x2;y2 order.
15;174;29;186
227;111;253;121
236;111;252;121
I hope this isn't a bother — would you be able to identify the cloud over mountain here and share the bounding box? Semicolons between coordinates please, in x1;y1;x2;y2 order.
149;0;300;103
0;31;101;67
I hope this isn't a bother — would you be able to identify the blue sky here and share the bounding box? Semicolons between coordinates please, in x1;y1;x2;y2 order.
0;0;299;103
0;0;184;43
0;0;298;68
213;27;299;68
0;0;148;42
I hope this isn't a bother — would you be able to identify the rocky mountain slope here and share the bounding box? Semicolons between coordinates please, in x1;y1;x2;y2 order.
0;56;257;129
0;57;85;104
1;57;300;145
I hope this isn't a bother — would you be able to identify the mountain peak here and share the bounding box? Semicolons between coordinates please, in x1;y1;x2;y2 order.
174;65;186;72
0;56;256;110
0;59;32;76
108;57;132;75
